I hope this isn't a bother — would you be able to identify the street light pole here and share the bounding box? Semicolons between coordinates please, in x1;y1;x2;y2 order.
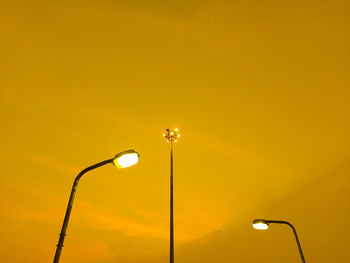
268;220;305;263
53;150;139;263
170;140;174;263
53;159;113;263
253;219;306;263
163;128;180;263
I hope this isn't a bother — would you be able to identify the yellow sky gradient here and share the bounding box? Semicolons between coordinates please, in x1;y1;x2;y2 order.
1;0;350;262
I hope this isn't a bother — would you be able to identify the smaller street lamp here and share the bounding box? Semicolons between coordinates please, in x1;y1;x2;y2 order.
53;149;140;263
252;219;306;263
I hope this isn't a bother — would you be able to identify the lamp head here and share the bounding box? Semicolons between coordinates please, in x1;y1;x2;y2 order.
163;128;180;143
253;219;269;230
113;149;139;169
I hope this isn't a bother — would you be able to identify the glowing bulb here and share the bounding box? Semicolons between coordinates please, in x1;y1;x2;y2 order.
113;151;139;169
253;223;268;230
170;132;174;135
252;219;269;230
177;134;180;138
175;128;178;132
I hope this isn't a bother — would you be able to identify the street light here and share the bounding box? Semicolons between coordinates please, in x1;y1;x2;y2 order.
163;128;180;263
252;219;306;263
113;149;139;168
53;150;140;263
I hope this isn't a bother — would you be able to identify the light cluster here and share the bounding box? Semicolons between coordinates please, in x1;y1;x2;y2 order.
163;128;180;143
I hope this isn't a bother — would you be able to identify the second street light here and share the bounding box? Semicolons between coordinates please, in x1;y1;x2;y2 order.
163;128;180;263
252;219;306;263
53;149;140;263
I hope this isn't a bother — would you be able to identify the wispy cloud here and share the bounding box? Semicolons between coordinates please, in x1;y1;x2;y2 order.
74;201;177;240
22;150;79;175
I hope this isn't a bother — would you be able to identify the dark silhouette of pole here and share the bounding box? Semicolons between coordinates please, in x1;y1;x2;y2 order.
263;220;306;263
170;140;174;263
53;158;114;263
163;128;179;263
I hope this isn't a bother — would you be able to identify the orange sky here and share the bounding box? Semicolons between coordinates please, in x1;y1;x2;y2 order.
1;0;350;262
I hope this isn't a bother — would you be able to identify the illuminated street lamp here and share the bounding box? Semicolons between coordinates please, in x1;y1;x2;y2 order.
53;150;140;263
252;219;306;263
163;128;180;263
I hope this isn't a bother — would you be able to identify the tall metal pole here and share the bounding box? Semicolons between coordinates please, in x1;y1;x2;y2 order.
53;158;113;263
163;128;179;263
170;140;174;263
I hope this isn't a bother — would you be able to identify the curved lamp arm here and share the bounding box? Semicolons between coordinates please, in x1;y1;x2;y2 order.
53;158;113;263
266;220;306;263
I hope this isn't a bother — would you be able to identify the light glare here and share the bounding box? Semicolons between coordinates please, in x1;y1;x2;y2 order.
113;153;139;169
253;222;269;230
163;128;180;143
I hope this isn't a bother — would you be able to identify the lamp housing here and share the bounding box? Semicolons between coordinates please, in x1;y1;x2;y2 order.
113;149;139;169
253;219;269;230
